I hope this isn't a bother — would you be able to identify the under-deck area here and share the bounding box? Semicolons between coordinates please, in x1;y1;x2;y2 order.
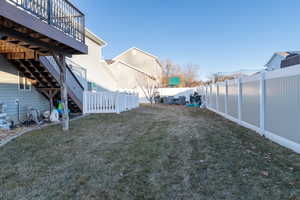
0;0;87;113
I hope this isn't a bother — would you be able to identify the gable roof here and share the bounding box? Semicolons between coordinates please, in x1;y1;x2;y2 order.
111;60;157;81
105;59;115;65
112;47;162;68
85;29;107;47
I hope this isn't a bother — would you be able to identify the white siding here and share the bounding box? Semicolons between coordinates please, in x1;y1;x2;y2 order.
71;37;117;92
109;62;141;89
116;48;162;80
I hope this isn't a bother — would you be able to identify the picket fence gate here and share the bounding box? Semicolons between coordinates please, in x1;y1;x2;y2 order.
83;91;139;114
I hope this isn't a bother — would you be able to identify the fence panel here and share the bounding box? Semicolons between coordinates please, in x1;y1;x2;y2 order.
241;78;260;127
210;84;217;110
227;80;239;119
265;74;300;144
217;83;226;113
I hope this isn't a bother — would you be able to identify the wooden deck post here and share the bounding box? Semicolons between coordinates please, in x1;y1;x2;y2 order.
58;54;69;131
39;88;59;113
52;53;69;131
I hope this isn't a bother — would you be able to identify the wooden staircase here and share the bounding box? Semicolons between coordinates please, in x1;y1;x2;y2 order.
9;56;84;113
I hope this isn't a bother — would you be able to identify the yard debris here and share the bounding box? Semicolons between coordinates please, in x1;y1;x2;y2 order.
261;171;269;177
50;109;60;122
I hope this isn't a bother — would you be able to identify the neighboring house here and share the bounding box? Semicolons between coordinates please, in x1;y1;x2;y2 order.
281;53;300;68
107;47;162;89
0;0;87;123
265;51;300;71
107;59;156;89
71;29;118;92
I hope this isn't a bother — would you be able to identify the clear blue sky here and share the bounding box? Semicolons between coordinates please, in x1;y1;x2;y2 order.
72;0;300;80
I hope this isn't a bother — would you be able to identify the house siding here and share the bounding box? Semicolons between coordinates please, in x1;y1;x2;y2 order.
0;56;49;123
110;62;142;89
117;49;162;79
71;37;117;92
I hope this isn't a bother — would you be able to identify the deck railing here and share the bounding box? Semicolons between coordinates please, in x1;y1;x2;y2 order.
41;56;84;109
7;0;85;43
66;58;87;90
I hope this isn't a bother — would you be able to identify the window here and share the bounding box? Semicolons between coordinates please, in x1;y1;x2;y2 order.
87;81;92;91
87;81;97;92
19;72;31;91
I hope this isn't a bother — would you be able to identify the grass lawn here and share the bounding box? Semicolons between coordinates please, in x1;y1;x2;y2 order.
0;105;299;200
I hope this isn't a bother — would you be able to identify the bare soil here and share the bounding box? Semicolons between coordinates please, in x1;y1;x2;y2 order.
0;105;299;200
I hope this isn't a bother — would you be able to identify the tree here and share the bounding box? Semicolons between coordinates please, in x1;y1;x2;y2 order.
160;59;201;87
160;59;181;87
136;73;159;104
182;63;200;87
208;71;248;83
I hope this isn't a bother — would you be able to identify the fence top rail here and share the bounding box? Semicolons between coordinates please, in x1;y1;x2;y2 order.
206;65;300;88
265;64;300;80
241;73;261;83
84;91;138;96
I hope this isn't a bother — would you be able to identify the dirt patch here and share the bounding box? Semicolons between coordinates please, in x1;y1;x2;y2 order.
0;105;299;200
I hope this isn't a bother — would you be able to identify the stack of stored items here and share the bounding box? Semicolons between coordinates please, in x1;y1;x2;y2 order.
161;96;187;105
173;96;186;105
189;92;202;105
186;92;203;107
163;96;174;105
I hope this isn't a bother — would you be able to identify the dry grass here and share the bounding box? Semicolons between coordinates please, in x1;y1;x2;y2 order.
0;105;299;200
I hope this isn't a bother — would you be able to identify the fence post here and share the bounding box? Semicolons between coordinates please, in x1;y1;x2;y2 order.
237;78;242;121
83;91;86;114
121;93;125;112
216;83;219;111
260;71;266;136
116;92;120;114
225;80;228;114
128;92;131;110
207;85;211;107
204;86;207;105
136;92;138;108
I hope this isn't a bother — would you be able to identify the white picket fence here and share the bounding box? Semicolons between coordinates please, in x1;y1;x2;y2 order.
83;91;139;114
198;65;300;153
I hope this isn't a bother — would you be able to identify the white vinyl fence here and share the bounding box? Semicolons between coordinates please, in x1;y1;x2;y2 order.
120;87;197;103
83;91;139;114
158;88;197;100
199;65;300;153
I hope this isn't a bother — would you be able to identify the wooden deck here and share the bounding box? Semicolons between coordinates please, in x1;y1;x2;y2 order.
0;0;87;113
0;0;87;55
